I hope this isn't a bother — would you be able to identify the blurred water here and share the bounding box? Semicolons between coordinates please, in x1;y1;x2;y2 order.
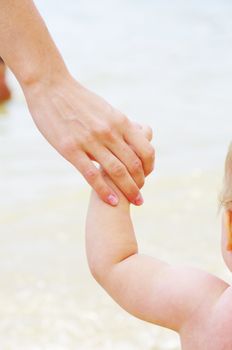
0;0;232;349
35;0;232;172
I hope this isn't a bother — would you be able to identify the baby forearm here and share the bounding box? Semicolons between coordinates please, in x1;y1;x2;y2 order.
86;180;138;284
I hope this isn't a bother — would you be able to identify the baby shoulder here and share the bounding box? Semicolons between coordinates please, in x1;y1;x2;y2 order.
203;286;232;349
181;284;232;350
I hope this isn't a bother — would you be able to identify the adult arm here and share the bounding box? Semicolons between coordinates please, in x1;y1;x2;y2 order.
0;0;155;205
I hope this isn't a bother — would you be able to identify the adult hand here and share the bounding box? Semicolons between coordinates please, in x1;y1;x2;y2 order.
0;0;154;206
24;74;155;206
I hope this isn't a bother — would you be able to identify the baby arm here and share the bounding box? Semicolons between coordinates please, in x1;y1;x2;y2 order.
86;174;228;333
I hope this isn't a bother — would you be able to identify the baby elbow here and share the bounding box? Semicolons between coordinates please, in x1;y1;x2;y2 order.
88;258;116;291
88;259;106;285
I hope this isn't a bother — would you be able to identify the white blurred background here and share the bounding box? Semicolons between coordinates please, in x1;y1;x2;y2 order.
0;0;232;349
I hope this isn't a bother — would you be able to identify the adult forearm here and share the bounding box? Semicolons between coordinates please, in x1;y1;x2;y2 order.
0;0;68;88
0;2;154;206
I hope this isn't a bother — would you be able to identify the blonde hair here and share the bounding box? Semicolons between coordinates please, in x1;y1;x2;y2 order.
220;142;232;211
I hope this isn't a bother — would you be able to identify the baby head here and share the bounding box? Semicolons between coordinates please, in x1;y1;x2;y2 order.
220;141;232;271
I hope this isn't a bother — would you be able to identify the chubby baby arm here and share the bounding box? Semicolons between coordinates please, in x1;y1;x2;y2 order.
85;174;228;333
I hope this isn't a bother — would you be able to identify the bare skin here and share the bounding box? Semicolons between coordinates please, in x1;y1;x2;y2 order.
0;0;154;206
86;128;232;349
221;210;232;271
0;60;11;103
225;210;232;251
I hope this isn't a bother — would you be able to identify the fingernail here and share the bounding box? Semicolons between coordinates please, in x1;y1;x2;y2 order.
134;193;144;206
108;194;119;206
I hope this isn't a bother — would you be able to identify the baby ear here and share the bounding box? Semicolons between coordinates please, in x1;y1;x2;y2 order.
225;210;232;251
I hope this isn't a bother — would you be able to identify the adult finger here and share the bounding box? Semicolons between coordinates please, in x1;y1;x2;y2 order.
107;140;145;189
124;126;155;176
132;122;153;142
74;152;119;206
140;125;153;142
91;146;144;206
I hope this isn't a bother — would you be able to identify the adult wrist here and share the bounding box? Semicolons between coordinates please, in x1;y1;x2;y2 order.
20;57;70;93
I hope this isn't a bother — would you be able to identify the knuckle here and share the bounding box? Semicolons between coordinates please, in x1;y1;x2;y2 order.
145;146;155;161
120;113;129;125
138;177;145;189
97;184;108;197
110;163;126;178
59;137;77;156
100;169;108;179
100;126;114;139
84;130;94;144
84;167;99;182
133;177;144;190
148;125;153;135
113;112;128;127
130;159;143;174
144;147;155;175
93;124;114;140
147;126;153;140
